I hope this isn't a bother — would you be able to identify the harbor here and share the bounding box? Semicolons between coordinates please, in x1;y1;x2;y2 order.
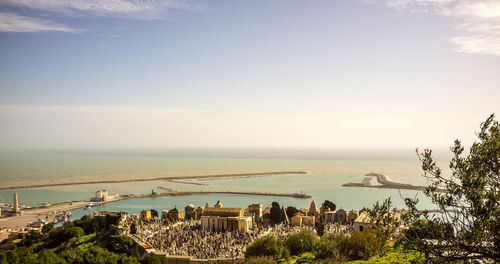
0;187;313;242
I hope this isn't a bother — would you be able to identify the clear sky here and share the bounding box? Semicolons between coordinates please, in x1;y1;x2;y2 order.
0;0;499;150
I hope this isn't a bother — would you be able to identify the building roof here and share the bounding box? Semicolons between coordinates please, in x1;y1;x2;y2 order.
291;213;303;219
202;207;243;217
354;212;373;223
263;205;272;213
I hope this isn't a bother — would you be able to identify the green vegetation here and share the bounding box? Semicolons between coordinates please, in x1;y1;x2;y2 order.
150;209;158;219
2;115;496;264
244;227;411;263
285;230;318;256
285;206;299;220
322;200;336;212
270;202;283;224
347;248;424;264
245;235;287;260
366;197;399;241
244;256;277;264
401;114;500;262
0;214;167;264
130;223;137;235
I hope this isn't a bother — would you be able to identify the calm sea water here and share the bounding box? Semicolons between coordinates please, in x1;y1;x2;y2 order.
0;149;449;217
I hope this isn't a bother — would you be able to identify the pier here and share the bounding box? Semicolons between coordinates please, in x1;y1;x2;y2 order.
342;172;429;191
141;188;312;199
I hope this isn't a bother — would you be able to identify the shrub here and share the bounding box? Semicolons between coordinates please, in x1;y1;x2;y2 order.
103;235;135;254
140;253;168;264
295;252;315;263
244;256;276;264
284;230;318;256
313;233;347;260
339;229;386;260
42;223;54;234
38;249;66;264
245;235;284;260
285;206;299;219
64;226;85;240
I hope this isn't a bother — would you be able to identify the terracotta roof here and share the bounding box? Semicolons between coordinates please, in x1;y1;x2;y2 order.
292;213;303;218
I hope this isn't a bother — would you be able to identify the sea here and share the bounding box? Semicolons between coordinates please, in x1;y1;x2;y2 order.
0;149;450;220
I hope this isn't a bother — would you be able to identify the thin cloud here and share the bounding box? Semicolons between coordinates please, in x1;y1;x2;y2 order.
0;11;79;33
383;0;500;56
0;0;200;33
0;0;199;18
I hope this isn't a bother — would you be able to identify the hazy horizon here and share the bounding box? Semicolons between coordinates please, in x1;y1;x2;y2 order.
1;0;499;150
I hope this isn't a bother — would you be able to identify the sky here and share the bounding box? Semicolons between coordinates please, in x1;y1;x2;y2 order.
0;0;499;150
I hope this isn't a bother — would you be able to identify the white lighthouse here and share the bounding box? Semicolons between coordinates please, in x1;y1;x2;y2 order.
13;193;20;214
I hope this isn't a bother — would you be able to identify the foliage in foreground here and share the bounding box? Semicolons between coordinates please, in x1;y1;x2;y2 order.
245;235;287;260
0;214;167;264
245;228;393;263
401;114;500;262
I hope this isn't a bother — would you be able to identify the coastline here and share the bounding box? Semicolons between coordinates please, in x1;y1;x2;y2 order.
0;171;308;190
0;189;311;240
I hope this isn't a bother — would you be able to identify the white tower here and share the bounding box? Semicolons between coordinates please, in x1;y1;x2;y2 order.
13;193;19;214
101;190;108;201
96;191;102;200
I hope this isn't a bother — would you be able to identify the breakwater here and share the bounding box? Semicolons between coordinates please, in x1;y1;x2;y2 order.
342;172;427;191
131;190;312;199
167;180;208;186
0;171;308;190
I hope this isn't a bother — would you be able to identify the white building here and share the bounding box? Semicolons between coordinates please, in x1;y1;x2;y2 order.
91;190;117;202
200;205;253;232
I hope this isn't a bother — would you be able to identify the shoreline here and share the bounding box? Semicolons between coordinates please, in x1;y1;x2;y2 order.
0;171;308;190
0;189;311;236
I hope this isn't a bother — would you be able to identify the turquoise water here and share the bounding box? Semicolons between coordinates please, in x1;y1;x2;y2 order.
0;149;445;216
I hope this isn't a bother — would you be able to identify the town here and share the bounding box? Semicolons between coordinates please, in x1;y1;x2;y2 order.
113;199;401;263
0;191;405;263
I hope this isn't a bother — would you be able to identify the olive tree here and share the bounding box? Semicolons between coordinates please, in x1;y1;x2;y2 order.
402;114;499;262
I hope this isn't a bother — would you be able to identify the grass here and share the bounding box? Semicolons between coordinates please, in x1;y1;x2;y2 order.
347;247;424;264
